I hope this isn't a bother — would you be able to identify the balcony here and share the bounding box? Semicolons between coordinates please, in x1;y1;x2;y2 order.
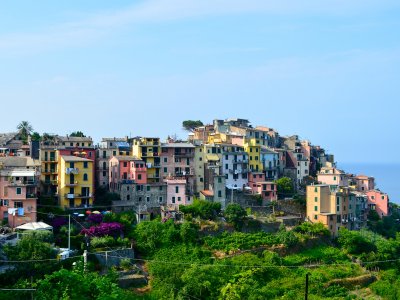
174;152;194;158
65;168;79;175
65;193;92;199
42;157;57;162
233;159;249;164
43;169;57;174
8;180;37;186
26;193;37;199
65;181;79;187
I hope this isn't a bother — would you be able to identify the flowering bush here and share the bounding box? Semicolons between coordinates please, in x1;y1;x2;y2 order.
88;214;103;224
80;222;123;237
52;217;67;228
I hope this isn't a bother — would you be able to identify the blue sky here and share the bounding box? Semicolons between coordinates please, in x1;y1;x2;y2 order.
1;0;399;163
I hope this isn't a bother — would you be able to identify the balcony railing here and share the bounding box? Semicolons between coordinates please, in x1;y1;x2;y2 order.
65;193;92;199
65;181;79;186
174;153;194;158
233;159;249;164
43;169;57;173
8;180;37;186
65;168;79;175
42;157;57;162
26;193;37;199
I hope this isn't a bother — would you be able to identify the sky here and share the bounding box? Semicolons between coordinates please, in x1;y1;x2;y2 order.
1;0;400;164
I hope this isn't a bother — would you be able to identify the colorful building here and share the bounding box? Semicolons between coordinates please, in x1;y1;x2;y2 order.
221;144;249;190
109;156;147;191
96;137;131;189
132;137;161;183
317;167;349;187
58;156;94;210
0;157;40;228
366;190;389;217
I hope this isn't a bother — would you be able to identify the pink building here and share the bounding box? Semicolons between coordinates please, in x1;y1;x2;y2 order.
317;167;349;187
354;175;375;192
0;157;39;228
109;156;147;191
248;172;277;202
165;179;190;207
366;190;389;217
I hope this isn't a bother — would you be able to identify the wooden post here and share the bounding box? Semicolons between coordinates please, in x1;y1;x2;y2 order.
305;273;309;300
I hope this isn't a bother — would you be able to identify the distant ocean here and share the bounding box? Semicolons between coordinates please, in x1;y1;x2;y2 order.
339;163;400;204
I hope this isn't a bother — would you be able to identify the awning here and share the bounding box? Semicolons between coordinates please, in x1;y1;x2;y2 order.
206;154;220;161
10;170;35;177
15;222;53;231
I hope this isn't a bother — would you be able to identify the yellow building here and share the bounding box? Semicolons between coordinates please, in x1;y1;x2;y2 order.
132;137;161;183
40;146;59;196
59;156;94;209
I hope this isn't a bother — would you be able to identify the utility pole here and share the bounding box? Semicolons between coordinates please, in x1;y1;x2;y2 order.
83;250;88;272
231;187;234;204
305;273;309;300
68;214;71;251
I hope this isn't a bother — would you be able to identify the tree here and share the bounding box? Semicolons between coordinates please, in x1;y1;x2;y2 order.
30;131;41;141
276;177;294;198
70;131;86;137
182;120;204;132
224;204;247;230
34;266;130;299
17;121;33;141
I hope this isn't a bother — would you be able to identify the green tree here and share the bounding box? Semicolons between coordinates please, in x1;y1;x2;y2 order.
276;177;294;198
180;222;199;244
70;131;86;137
224;204;247;230
182;120;204;132
35;265;131;299
30;131;41;141
17;121;33;142
180;199;221;220
134;221;165;254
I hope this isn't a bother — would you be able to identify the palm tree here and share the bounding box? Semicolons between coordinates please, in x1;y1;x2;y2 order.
17;121;33;140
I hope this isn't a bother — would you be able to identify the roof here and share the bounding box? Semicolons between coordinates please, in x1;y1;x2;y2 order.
112;156;142;162
261;147;278;154
61;155;92;162
57;136;93;143
206;154;220;161
10;170;36;177
355;175;373;180
161;143;194;148
15;222;53;231
0;132;19;146
201;190;214;197
0;157;39;167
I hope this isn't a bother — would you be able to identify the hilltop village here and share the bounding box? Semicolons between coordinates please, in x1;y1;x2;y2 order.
0;118;389;236
1;118;399;299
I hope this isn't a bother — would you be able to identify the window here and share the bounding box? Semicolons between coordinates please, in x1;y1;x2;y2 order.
123;162;127;167
147;186;150;191
70;162;75;168
159;186;163;191
83;174;88;181
103;171;106;176
159;197;163;202
314;215;318;220
382;196;385;200
371;196;375;200
16;188;22;195
146;197;150;202
138;197;142;202
314;187;318;192
314;197;318;202
164;167;167;173
200;178;204;182
199;157;202;161
337;215;341;223
138;174;142;180
218;191;222;197
14;201;23;208
225;164;228;170
113;151;116;156
178;197;181;202
218;177;222;183
127;195;130;201
314;206;318;212
164;157;167;163
337;206;340;212
175;186;179;193
333;176;337;181
172;197;176;203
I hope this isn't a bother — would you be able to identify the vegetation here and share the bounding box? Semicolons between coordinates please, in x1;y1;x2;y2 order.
179;199;221;220
224;203;247;230
276;176;295;198
4;209;400;299
182;120;204;132
16;121;33;143
69;131;86;137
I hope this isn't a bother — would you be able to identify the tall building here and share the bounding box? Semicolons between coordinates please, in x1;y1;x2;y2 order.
0;157;40;227
132;137;161;183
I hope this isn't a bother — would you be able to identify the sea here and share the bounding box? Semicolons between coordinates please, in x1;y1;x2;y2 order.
339;163;400;204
